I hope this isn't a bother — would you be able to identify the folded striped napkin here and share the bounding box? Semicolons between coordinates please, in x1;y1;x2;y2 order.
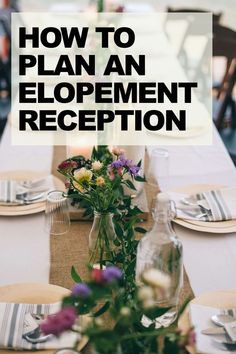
0;176;55;204
0;302;79;350
168;187;236;221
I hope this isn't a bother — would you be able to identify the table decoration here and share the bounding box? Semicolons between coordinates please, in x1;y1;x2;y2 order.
47;145;195;354
57;146;145;265
41;266;195;354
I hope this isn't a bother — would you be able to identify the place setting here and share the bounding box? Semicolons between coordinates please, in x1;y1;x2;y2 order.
0;171;64;216
179;290;236;354
0;283;91;354
147;148;236;234
168;184;236;234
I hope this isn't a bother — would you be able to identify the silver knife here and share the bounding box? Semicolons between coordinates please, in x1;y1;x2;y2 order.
202;327;225;335
202;321;236;342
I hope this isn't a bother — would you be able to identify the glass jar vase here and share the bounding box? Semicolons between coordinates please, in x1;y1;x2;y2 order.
89;211;116;265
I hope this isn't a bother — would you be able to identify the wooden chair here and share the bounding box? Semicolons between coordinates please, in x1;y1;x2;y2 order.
164;8;217;102
213;25;236;129
213;25;236;98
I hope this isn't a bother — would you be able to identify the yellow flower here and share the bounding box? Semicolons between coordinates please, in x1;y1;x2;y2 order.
96;176;105;187
92;160;103;171
73;168;92;184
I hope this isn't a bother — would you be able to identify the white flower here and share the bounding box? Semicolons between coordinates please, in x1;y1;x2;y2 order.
142;269;171;290
92;160;103;171
138;286;154;302
120;307;131;316
74;167;92;184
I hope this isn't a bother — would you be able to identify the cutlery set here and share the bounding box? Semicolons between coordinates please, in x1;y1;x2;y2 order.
22;312;53;344
0;178;48;206
202;313;236;349
176;197;212;220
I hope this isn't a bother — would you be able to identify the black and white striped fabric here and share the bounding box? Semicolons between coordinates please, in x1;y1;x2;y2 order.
0;302;79;350
169;188;236;222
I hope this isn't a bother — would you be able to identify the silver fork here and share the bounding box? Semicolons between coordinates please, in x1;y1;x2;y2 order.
23;328;53;344
177;208;208;219
180;198;211;212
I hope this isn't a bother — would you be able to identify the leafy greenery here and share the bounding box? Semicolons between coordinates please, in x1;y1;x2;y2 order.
62;266;193;354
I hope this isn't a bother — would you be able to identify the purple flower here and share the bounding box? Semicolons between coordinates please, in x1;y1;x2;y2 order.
121;155;132;167
111;154;129;169
40;307;77;336
71;283;91;298
128;165;140;177
110;155;140;177
119;154;128;163
103;266;123;283
111;160;125;169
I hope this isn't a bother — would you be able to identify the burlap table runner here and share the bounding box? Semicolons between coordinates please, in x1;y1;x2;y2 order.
50;146;194;352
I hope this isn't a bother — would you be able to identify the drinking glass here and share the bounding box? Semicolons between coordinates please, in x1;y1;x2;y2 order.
45;190;70;235
147;148;169;188
147;148;169;219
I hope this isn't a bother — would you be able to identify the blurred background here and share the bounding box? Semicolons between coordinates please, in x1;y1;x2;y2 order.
1;0;236;162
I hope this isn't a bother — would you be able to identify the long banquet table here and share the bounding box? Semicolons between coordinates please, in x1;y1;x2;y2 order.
0;121;236;299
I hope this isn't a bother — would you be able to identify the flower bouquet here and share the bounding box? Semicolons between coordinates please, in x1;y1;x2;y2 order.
58;146;145;264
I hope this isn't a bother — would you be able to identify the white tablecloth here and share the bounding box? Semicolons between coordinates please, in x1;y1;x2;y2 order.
0;124;53;285
147;127;236;296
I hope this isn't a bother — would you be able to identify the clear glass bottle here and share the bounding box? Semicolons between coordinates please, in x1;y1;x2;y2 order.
136;193;183;328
